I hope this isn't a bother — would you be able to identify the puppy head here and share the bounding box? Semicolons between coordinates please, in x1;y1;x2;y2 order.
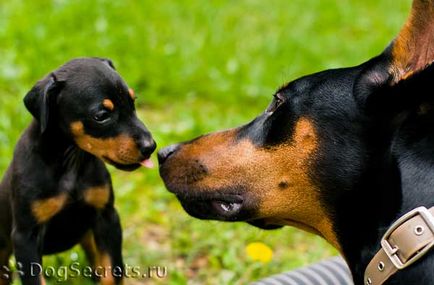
24;58;156;171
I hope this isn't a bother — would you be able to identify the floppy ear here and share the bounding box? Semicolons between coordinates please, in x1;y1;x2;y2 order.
23;73;64;134
355;0;434;107
95;57;116;70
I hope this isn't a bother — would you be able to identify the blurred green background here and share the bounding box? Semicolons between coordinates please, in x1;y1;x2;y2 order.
0;0;409;284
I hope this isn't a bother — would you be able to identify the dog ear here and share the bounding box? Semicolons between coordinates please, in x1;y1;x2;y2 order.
95;57;116;70
388;0;434;83
367;62;434;116
24;73;64;134
355;0;434;107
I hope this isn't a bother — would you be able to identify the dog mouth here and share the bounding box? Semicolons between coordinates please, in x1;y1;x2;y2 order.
103;156;152;171
175;193;286;230
160;170;284;228
175;192;252;221
164;181;289;230
247;219;285;230
211;200;242;215
140;159;154;168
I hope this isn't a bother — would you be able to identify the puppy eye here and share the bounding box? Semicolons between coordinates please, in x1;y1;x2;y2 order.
266;93;285;113
93;110;111;123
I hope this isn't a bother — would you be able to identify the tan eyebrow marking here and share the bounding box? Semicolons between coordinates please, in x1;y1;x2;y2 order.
102;99;114;111
128;88;136;101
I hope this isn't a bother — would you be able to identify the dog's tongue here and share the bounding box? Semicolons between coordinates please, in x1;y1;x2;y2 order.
140;159;154;169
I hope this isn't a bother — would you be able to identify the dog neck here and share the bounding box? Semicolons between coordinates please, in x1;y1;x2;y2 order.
332;175;401;281
28;120;93;170
332;131;434;282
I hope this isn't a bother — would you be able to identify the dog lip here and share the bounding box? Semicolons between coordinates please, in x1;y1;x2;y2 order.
211;200;242;216
102;156;142;171
174;193;247;221
247;219;284;230
176;192;244;203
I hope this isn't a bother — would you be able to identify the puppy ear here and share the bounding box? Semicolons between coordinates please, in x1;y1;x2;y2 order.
95;57;116;70
355;0;434;108
24;73;64;134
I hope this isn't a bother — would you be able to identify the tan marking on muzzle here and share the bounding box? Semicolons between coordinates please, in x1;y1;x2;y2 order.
31;193;68;223
164;118;340;251
70;121;141;165
83;185;111;209
103;99;114;111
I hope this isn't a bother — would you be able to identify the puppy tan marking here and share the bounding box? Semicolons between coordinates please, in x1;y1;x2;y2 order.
70;122;141;165
81;232;117;285
31;193;68;223
128;88;136;101
81;231;98;267
102;99;114;111
100;254;116;285
83;185;111;209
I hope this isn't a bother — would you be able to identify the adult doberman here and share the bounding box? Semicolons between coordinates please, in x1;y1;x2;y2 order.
159;1;434;284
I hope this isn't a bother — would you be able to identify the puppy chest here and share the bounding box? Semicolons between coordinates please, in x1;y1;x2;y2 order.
81;184;112;209
30;183;112;224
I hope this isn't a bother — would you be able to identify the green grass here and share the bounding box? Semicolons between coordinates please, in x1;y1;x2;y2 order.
0;0;410;284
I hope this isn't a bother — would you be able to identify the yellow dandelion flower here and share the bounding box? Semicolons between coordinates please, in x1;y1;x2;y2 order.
245;242;273;263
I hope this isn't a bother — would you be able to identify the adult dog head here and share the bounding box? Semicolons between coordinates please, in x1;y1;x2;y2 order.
159;1;434;283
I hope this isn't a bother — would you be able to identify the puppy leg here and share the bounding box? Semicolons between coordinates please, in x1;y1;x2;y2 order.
80;231;101;284
84;207;123;285
0;242;12;285
11;227;43;285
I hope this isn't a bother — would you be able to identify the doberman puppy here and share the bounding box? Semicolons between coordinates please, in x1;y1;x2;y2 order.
159;1;434;284
0;58;156;285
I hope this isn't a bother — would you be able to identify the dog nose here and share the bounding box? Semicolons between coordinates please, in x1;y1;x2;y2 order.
158;144;180;164
138;139;157;158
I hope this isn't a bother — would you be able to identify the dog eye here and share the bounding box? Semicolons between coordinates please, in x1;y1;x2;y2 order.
266;93;285;113
93;110;111;123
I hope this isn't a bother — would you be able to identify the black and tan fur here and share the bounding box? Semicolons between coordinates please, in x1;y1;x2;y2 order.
0;58;156;285
159;1;434;284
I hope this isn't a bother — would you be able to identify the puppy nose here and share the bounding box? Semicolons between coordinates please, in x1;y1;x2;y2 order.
158;144;180;164
139;139;157;158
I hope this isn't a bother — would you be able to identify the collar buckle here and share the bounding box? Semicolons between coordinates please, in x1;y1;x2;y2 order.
381;206;434;269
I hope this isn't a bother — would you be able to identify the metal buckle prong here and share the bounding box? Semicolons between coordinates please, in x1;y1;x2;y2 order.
381;207;434;269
